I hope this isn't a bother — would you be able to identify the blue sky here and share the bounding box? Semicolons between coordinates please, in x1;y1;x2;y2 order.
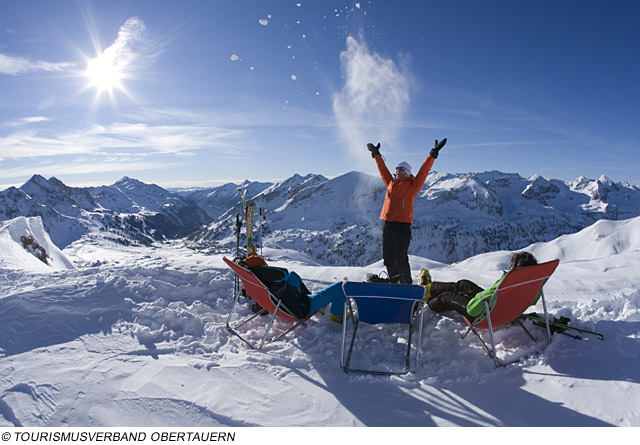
1;0;639;189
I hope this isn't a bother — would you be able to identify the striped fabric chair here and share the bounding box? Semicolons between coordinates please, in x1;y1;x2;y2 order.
461;259;560;366
223;257;316;350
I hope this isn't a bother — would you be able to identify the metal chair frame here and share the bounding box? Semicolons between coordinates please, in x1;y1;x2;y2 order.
340;281;426;376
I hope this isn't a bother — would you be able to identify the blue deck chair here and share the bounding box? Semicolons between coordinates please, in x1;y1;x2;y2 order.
340;281;426;376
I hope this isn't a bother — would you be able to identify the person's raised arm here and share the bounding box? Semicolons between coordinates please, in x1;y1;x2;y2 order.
368;142;392;186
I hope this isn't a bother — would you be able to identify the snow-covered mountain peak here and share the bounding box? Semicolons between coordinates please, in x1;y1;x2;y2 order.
260;173;327;196
110;177;184;214
18;175;98;218
20;174;58;196
114;176;165;196
569;175;590;190
598;174;614;186
22;173;49;186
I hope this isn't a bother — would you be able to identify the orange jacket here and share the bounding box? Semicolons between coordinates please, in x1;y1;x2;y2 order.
374;154;435;224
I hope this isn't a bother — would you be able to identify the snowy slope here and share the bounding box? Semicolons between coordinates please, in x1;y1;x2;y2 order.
528;216;640;261
0;216;74;270
1;216;639;427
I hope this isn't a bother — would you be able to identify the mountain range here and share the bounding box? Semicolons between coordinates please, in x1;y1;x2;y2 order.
0;175;211;249
181;170;640;265
1;171;639;265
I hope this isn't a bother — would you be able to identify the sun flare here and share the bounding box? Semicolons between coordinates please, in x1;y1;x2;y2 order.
80;16;147;107
85;52;124;94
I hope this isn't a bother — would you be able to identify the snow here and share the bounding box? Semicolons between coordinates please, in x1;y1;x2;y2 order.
0;217;75;271
1;215;639;428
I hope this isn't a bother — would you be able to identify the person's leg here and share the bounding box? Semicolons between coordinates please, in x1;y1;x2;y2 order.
394;223;412;284
455;279;483;297
430;281;457;296
427;291;472;318
427;292;454;313
382;221;398;279
307;281;345;316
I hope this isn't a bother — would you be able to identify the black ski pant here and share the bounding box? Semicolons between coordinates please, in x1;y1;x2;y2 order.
427;279;484;319
382;221;412;284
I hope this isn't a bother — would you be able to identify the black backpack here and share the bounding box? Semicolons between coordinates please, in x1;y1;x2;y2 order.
250;266;311;319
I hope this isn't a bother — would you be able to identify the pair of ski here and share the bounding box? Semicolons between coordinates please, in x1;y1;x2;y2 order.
236;188;266;257
520;312;604;340
234;189;266;307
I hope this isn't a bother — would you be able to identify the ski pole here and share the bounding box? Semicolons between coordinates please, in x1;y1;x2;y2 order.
237;188;247;256
235;214;242;257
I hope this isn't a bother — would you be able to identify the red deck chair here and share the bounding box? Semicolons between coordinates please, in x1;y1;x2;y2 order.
461;259;559;366
223;256;315;350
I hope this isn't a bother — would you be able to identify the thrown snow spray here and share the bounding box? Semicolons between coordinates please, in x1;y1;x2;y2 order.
332;36;410;161
332;37;412;233
87;17;147;77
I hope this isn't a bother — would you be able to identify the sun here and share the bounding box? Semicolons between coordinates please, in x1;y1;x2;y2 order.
84;51;124;95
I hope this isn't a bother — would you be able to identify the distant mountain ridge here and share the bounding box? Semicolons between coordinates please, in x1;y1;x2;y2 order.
2;171;639;265
184;170;640;265
0;175;211;248
177;179;274;219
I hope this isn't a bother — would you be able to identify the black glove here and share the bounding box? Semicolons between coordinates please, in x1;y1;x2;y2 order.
429;138;447;159
367;143;381;158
